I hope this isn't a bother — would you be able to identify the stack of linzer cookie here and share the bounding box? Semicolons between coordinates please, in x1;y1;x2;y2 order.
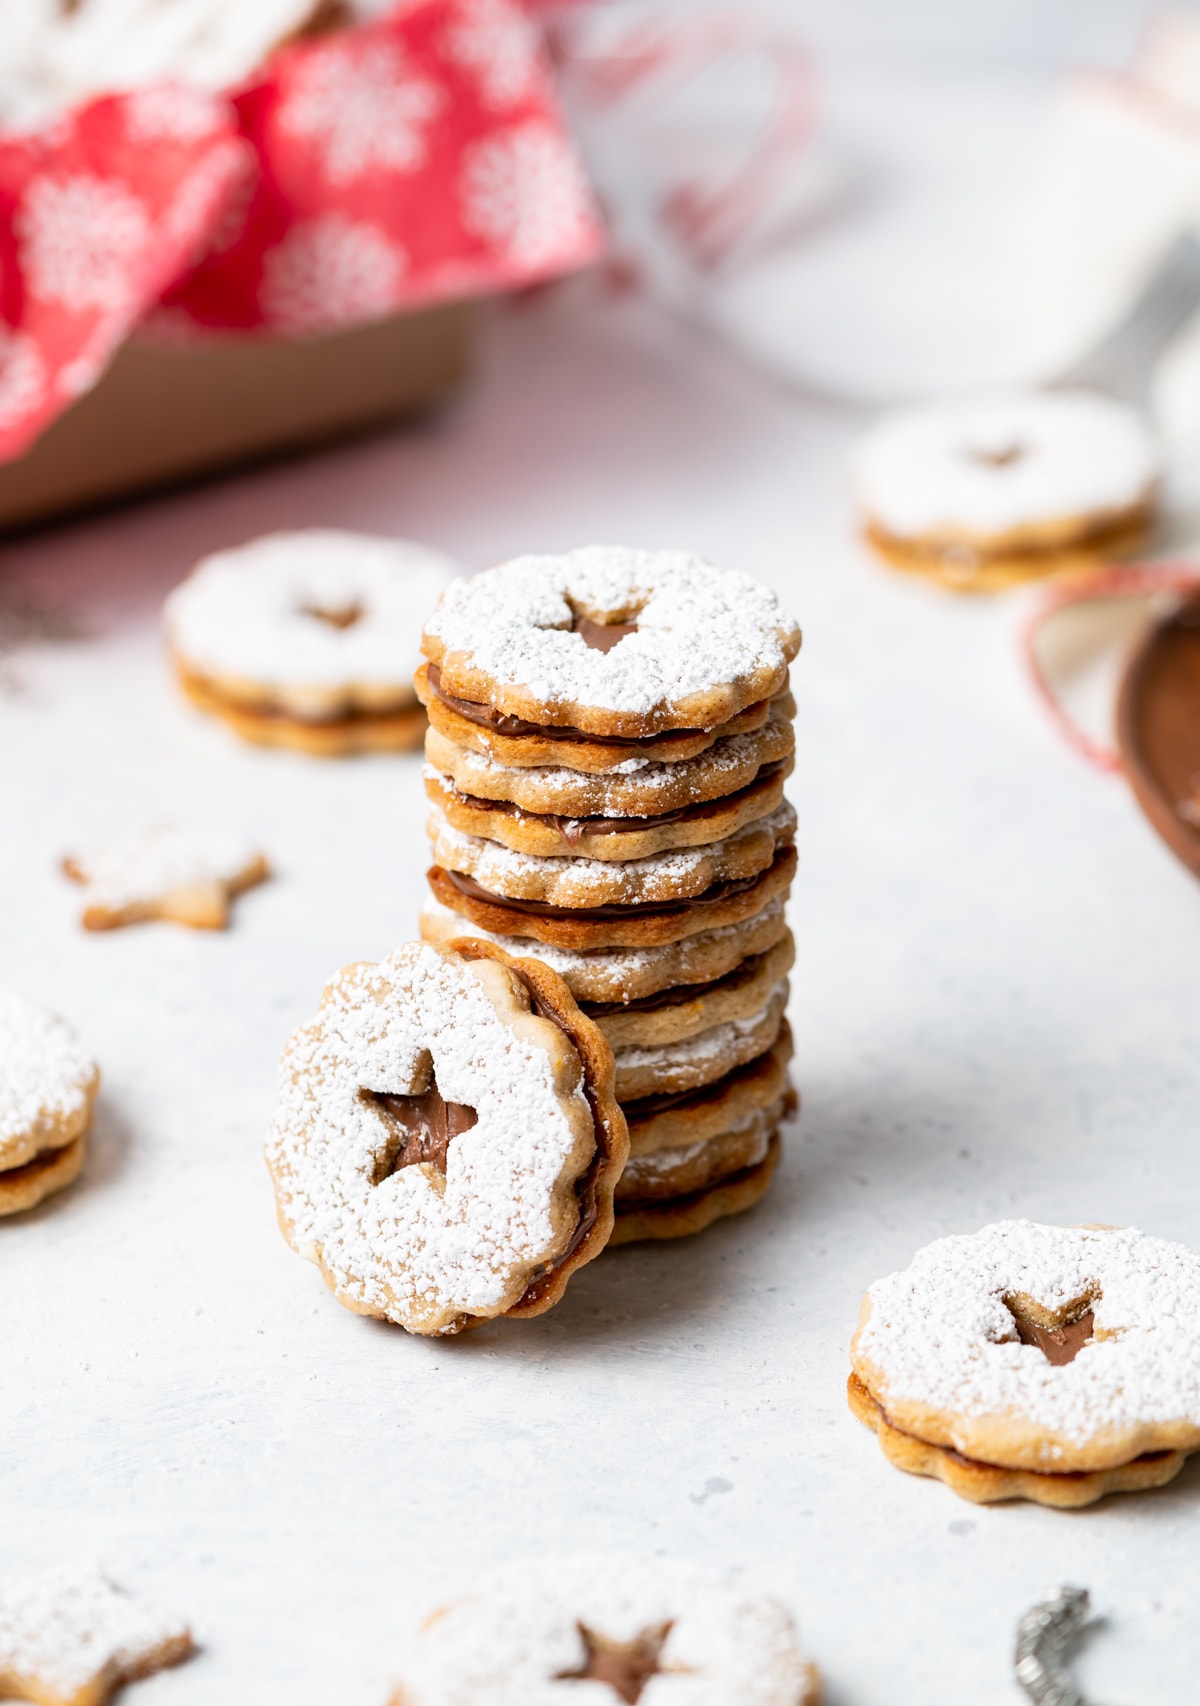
417;546;800;1244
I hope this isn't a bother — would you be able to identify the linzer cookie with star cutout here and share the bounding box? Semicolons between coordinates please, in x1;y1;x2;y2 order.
849;1220;1200;1506
165;530;462;756
266;939;627;1335
0;991;99;1218
389;1553;820;1704
417;546;800;1245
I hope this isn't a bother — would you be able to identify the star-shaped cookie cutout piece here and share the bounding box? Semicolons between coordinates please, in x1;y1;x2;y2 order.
0;1564;193;1706
63;825;270;931
557;1621;673;1702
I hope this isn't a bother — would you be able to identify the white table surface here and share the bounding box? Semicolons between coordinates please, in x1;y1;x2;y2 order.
2;291;1199;1706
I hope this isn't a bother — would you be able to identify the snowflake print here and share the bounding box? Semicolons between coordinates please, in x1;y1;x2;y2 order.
443;0;545;111
0;328;45;434
259;214;406;332
16;174;150;314
460;121;594;269
123;85;228;144
276;39;443;185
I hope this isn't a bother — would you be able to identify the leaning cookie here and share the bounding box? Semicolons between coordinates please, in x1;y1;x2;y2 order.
849;1220;1200;1506
266;940;628;1336
854;391;1158;592
0;991;99;1217
389;1553;820;1705
165;530;461;755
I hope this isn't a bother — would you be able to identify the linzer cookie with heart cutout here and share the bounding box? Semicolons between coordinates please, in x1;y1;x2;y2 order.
854;391;1159;592
266;939;627;1335
165;530;462;756
849;1220;1200;1506
419;545;801;738
418;546;801;1244
0;991;99;1218
389;1553;820;1705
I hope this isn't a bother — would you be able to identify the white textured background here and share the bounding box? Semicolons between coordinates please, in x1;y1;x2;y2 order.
2;283;1199;1703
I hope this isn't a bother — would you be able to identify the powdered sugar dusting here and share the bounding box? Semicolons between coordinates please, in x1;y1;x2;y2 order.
614;984;788;1088
397;1553;817;1705
854;391;1158;539
424;705;793;816
0;989;97;1161
64;825;265;913
0;1564;190;1698
165;530;461;691
428;802;796;906
424;546;799;715
859;1221;1200;1443
267;942;595;1334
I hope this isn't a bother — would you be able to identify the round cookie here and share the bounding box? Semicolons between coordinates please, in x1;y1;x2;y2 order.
850;1220;1200;1505
421;545;801;739
419;666;789;774
419;894;790;1002
611;982;788;1100
624;1025;795;1155
1;991;98;1217
426;802;796;909
390;1553;819;1705
266;939;628;1336
585;933;794;1050
617;1103;782;1203
426;842;798;952
424;755;791;862
423;703;795;818
854;390;1158;592
611;1132;783;1246
166;530;461;755
0;990;99;1174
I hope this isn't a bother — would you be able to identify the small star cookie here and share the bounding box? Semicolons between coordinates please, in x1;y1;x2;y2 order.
0;1564;192;1706
63;826;269;931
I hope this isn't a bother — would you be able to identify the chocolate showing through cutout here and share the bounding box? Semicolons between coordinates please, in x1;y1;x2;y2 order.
574;615;639;653
365;1075;478;1178
557;1622;671;1702
1011;1308;1096;1367
304;602;363;630
966;441;1024;469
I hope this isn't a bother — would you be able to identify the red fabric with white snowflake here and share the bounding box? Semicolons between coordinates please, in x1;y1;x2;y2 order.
0;0;603;462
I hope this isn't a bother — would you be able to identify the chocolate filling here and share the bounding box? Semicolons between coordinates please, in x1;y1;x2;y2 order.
443;867;765;922
427;663;759;747
556;1623;670;1701
1010;1307;1095;1367
574;615;639;653
0;1147;66;1185
445;760;787;847
364;1078;478;1179
582;950;769;1018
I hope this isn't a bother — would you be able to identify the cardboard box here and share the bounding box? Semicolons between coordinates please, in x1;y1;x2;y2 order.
0;301;473;532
